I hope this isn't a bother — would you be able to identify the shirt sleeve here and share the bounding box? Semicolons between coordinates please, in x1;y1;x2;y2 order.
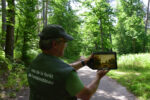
65;71;84;96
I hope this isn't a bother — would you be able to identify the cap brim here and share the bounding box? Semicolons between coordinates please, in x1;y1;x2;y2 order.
62;32;74;41
38;31;74;41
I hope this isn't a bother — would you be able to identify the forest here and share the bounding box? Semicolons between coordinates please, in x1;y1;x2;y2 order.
0;0;150;99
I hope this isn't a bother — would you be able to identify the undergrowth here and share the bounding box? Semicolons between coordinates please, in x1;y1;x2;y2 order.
0;54;28;99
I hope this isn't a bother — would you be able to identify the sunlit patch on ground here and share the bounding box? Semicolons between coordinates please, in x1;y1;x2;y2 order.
95;90;130;100
134;72;141;76
113;71;127;75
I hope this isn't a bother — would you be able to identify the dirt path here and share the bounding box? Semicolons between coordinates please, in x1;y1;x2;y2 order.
77;66;138;100
15;66;138;100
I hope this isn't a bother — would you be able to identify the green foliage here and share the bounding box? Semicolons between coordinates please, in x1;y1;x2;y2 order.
0;55;28;99
80;0;115;54
116;0;146;54
49;0;82;58
5;63;28;89
0;48;5;58
108;53;150;100
16;0;39;64
0;51;9;71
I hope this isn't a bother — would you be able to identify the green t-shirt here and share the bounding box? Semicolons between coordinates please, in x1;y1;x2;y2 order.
66;71;84;96
28;53;84;100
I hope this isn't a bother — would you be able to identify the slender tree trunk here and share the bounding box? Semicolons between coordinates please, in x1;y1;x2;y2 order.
145;0;150;34
1;0;7;50
132;38;136;53
15;17;20;45
37;0;40;33
43;0;46;27
1;0;9;74
100;19;104;51
5;0;15;59
45;0;48;26
94;42;98;51
109;32;112;52
144;0;150;52
22;30;28;63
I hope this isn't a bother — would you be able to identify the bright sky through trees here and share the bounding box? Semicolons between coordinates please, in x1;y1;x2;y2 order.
71;0;149;13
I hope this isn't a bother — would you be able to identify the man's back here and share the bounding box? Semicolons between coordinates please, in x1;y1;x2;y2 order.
27;53;76;100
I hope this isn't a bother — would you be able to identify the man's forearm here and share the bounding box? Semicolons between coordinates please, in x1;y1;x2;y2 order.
87;76;101;95
76;76;101;100
76;70;108;100
87;70;109;95
69;60;84;70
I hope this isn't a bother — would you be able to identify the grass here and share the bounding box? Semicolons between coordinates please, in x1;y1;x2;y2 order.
108;53;150;100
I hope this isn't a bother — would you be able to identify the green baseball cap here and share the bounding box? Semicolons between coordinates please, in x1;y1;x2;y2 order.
38;24;74;41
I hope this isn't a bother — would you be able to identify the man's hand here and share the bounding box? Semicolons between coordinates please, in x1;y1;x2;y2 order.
76;69;109;100
86;54;95;69
96;70;109;79
82;54;93;65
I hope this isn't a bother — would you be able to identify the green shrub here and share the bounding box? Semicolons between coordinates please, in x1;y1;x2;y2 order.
0;55;28;99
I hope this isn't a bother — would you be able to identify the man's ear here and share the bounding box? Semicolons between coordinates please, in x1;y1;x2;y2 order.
51;40;57;48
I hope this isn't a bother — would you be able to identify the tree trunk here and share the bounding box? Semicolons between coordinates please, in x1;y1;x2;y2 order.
109;32;112;52
15;17;20;45
1;0;7;50
22;30;28;63
132;38;136;53
42;0;48;27
43;0;46;27
45;0;48;26
5;0;15;59
100;19;104;51
145;0;150;34
37;0;40;33
143;0;150;52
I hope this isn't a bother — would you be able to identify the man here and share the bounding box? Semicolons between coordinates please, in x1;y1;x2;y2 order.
27;24;109;100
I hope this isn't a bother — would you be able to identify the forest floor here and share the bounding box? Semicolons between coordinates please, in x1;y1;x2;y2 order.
14;66;138;100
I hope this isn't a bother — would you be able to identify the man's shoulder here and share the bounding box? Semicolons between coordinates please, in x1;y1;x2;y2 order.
32;53;57;63
31;53;72;67
57;60;73;69
54;59;75;72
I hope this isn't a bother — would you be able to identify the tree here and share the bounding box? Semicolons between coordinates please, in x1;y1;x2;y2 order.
96;0;114;51
1;0;6;50
145;0;150;34
42;0;48;27
49;0;82;58
116;0;145;54
5;0;15;59
16;0;38;64
144;0;150;51
81;0;115;53
45;0;48;26
36;0;41;33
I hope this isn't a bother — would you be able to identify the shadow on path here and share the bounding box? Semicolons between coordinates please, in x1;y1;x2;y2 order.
77;66;138;100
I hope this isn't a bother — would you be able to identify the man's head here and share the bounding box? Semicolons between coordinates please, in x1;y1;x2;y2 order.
39;24;74;57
